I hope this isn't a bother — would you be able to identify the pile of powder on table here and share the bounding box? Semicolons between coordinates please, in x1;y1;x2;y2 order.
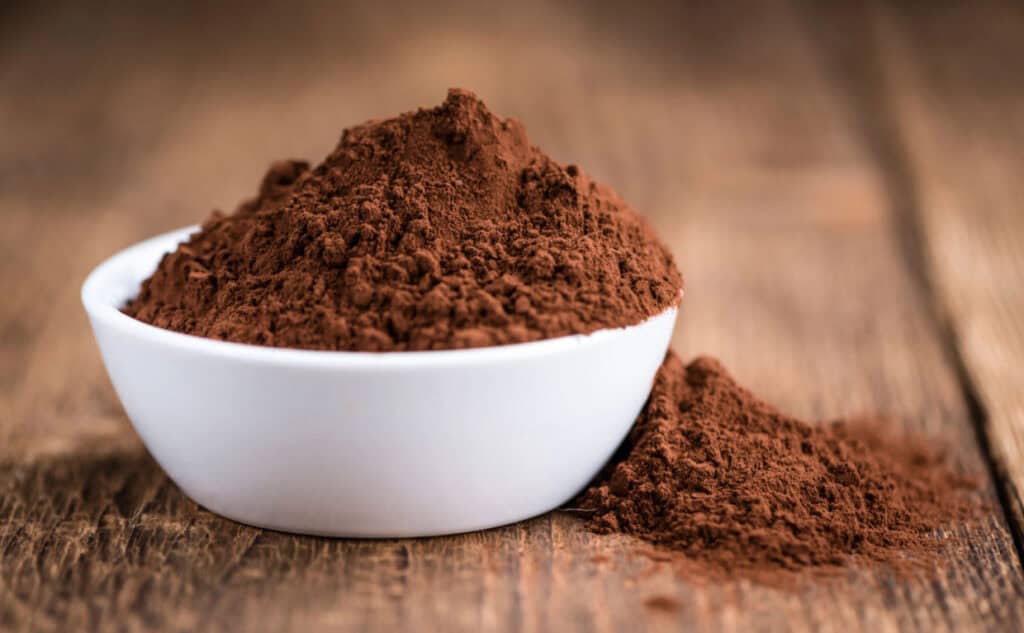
577;353;983;582
124;89;682;351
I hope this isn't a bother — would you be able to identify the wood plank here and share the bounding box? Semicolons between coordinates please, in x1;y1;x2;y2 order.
865;0;1024;551
1;1;1022;630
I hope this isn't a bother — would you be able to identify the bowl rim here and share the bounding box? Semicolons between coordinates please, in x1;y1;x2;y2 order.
82;225;681;368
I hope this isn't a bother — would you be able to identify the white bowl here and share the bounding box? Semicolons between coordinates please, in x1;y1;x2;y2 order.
82;226;678;537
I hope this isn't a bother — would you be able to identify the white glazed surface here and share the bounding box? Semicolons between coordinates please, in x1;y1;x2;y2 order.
82;226;678;537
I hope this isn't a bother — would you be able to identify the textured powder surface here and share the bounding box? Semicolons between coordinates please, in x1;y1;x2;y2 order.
578;353;982;582
124;89;682;351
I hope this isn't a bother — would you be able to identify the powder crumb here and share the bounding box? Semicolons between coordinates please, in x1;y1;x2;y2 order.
577;353;984;585
643;595;682;613
124;89;682;351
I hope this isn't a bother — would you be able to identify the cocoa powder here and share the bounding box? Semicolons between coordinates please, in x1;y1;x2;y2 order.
124;89;682;351
577;353;982;582
123;89;979;584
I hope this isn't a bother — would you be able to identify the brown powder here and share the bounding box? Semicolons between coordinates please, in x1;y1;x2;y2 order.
577;353;983;582
124;89;682;351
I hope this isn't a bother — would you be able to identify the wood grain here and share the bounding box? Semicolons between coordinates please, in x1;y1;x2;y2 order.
1;0;1023;630
866;0;1024;552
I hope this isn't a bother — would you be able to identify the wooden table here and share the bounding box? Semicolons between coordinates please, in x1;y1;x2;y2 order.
3;1;1023;630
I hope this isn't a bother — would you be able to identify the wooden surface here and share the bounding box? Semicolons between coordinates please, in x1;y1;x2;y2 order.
869;1;1024;553
2;0;1024;630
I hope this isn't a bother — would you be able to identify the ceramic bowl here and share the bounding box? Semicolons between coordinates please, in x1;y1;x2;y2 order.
81;226;679;537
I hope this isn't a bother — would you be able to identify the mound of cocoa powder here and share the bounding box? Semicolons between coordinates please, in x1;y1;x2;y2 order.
577;353;983;581
124;89;682;351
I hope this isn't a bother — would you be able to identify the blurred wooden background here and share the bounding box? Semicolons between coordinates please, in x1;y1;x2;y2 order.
2;0;1024;630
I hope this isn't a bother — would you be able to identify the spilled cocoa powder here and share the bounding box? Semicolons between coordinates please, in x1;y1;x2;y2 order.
577;353;983;582
124;89;681;351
